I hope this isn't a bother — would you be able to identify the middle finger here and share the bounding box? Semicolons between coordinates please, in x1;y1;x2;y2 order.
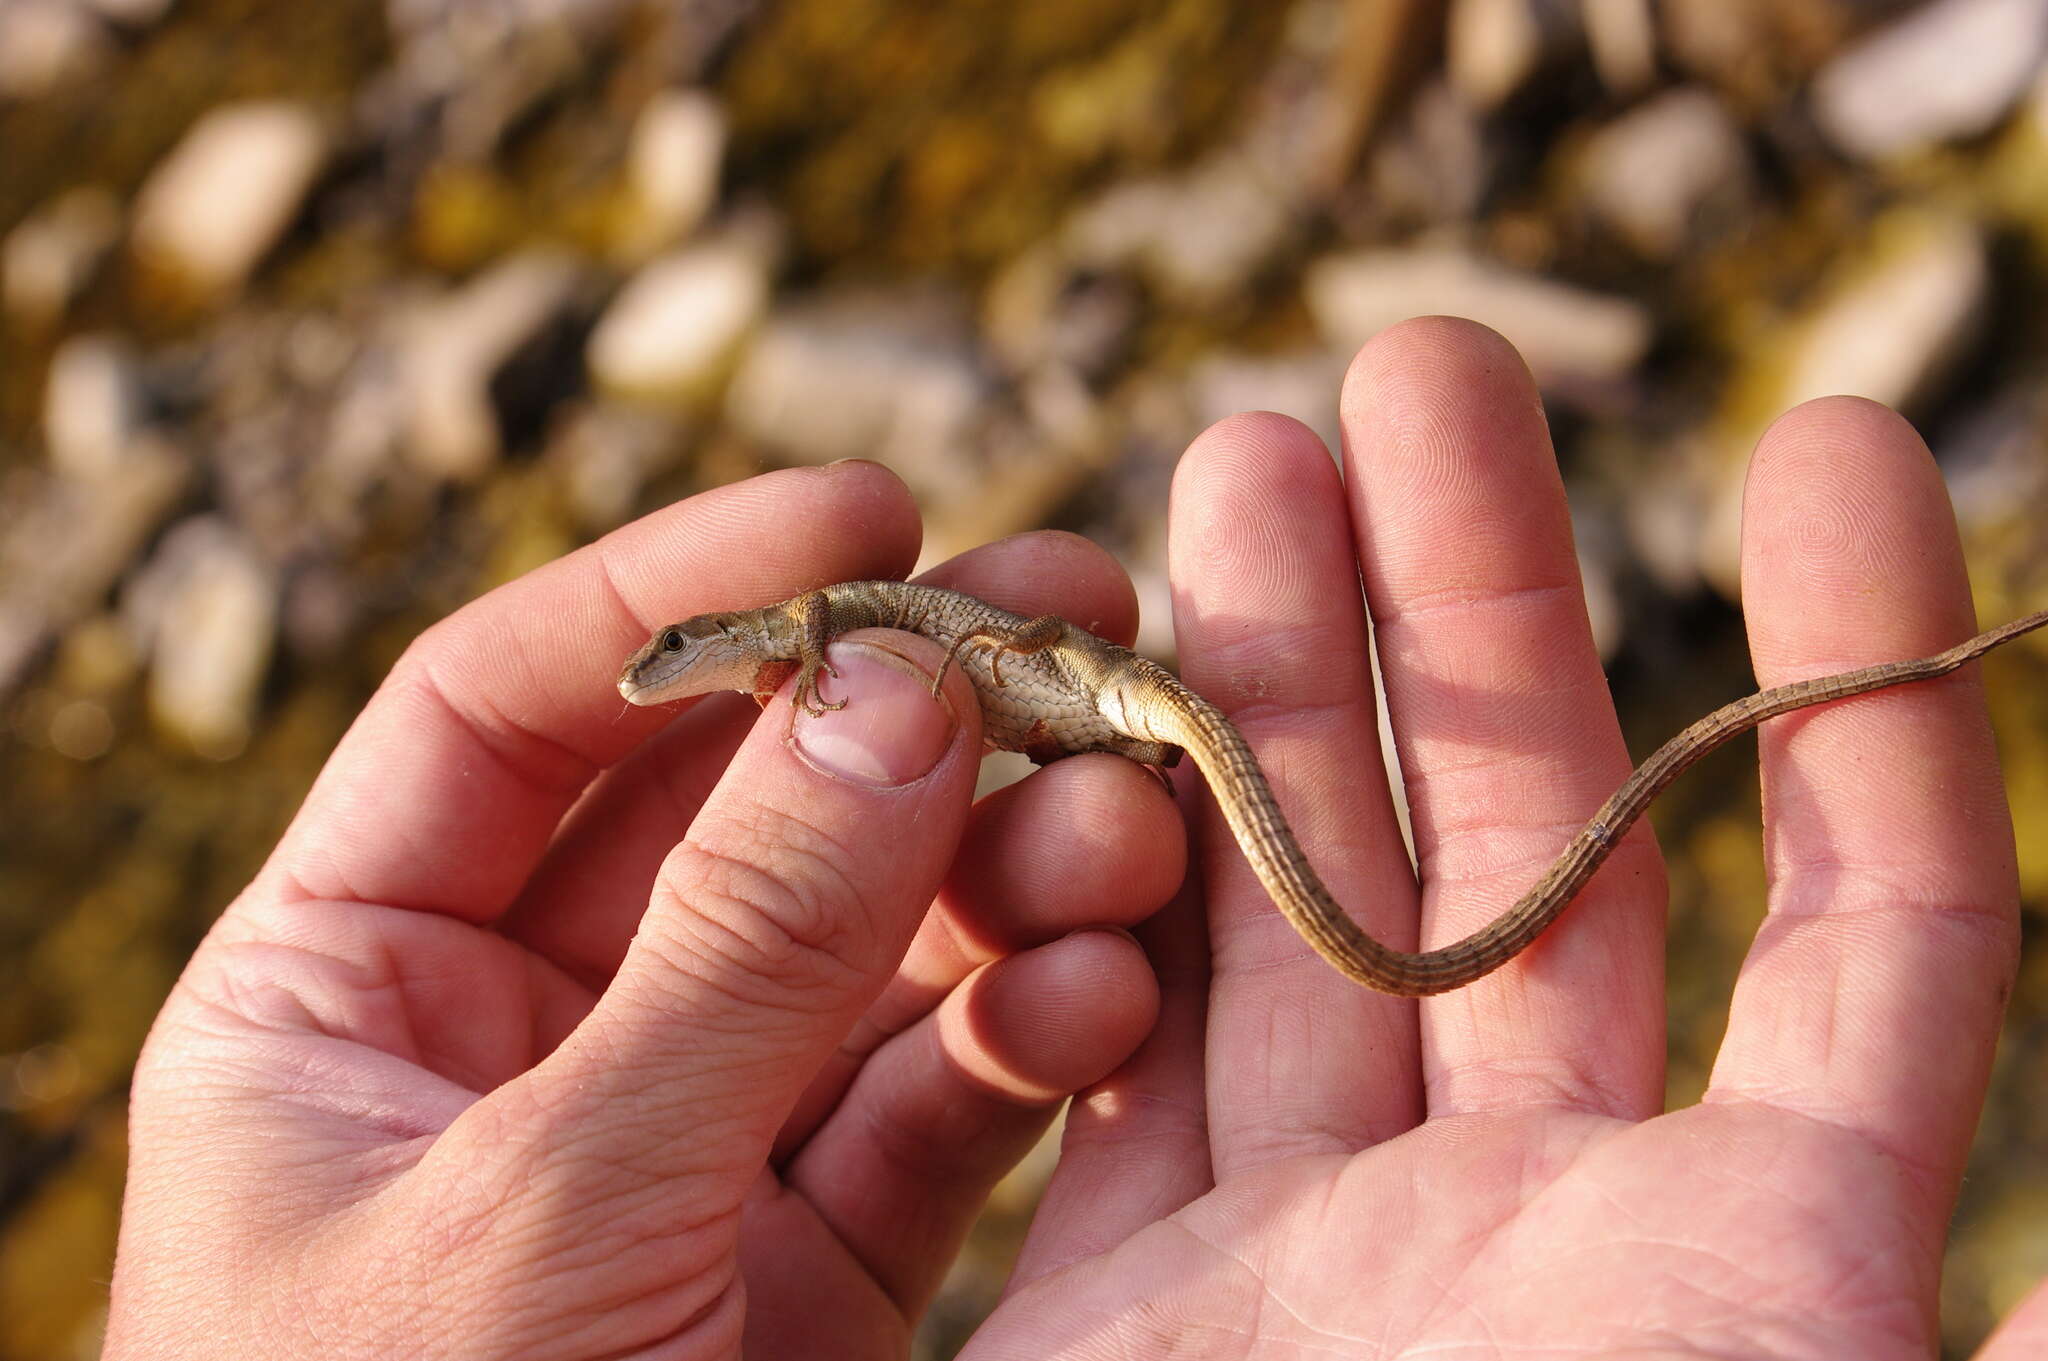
1342;317;1665;1120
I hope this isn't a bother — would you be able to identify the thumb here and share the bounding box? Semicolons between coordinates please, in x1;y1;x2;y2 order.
473;627;982;1202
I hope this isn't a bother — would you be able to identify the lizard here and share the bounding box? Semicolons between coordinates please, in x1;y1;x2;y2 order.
616;579;2048;997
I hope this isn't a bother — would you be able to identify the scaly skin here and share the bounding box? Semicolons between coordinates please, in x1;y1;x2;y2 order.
619;580;2048;996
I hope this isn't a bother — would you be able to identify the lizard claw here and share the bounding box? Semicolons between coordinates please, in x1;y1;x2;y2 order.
933;631;1019;697
795;663;847;716
931;634;978;698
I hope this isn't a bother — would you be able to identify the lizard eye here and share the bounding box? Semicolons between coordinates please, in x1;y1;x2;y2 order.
661;629;684;652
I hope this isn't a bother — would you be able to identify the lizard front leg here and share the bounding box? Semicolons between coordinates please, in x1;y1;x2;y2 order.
791;590;847;716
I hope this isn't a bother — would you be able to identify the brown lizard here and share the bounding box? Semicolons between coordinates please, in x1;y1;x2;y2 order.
617;579;2048;996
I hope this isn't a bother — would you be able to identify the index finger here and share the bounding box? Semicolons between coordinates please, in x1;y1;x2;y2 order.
254;462;923;922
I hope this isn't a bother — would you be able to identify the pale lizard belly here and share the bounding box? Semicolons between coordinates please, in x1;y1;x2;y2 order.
961;652;1126;759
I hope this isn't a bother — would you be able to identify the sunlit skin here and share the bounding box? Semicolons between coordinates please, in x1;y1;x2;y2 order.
106;320;2048;1359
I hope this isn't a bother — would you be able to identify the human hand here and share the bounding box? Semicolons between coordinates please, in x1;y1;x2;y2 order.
965;318;2048;1359
103;462;1184;1359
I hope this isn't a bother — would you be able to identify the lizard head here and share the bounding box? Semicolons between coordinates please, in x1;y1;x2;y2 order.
617;611;771;705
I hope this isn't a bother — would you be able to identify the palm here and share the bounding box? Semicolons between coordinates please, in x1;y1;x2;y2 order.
986;1106;1926;1357
161;883;953;1357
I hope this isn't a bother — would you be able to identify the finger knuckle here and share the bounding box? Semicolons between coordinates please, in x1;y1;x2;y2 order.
649;816;875;1004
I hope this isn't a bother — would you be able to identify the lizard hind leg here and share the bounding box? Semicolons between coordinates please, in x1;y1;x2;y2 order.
931;614;1069;697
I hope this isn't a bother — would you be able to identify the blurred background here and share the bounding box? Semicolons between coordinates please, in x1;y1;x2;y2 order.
4;0;2048;1355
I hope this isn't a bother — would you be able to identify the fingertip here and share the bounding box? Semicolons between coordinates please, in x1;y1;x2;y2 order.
808;457;926;567
607;461;925;613
1180;409;1333;475
1339;316;1538;450
946;929;1160;1102
1741;397;1973;671
919;531;1141;646
770;457;924;554
1172;412;1342;553
1168;412;1350;636
943;753;1185;951
1336;315;1567;608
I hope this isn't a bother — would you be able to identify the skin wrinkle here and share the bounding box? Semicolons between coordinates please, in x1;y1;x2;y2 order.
1302;1170;1499;1358
234;901;567;1084
1208;927;1364;979
457;1221;735;1360
1699;1094;1952;1201
277;821;388;917
1067;1088;1211;1152
504;700;757;992
511;1165;718;1274
589;537;660;651
410;655;602;801
307;672;576;916
188;1054;449;1163
183;938;338;1039
265;859;337;910
1220;1004;1378;1164
1617;1174;1923;1348
848;1064;1026;1195
1368;579;1586;637
465;1135;727;1277
528;1068;763;1197
1116;1214;1272;1355
651;832;877;1004
519;941;595;1066
1415;828;1662;905
365;931;487;1087
1423;1051;1634;1123
1210;689;1375;737
1381;684;1604;766
623;903;855;1043
1761;881;2015;934
1384;682;1604;762
1221;1102;1376;1169
1383;672;1626;750
1402;760;1630;836
1363;1121;1596;1326
724;795;878;931
1394;722;1609;806
744;1184;912;1320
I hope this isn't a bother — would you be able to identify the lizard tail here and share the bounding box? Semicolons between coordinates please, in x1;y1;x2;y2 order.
1148;605;2048;996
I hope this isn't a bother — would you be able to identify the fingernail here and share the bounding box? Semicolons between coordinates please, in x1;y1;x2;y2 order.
792;642;957;786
